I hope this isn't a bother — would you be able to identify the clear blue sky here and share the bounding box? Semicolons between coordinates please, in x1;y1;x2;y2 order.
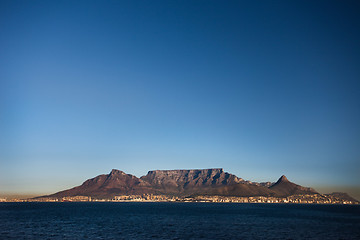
1;1;359;198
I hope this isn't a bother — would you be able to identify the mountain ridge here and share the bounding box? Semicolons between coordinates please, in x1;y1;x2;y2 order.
41;168;344;200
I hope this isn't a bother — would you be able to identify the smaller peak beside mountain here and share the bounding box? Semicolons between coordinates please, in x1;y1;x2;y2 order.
270;175;318;197
326;192;359;203
276;175;289;183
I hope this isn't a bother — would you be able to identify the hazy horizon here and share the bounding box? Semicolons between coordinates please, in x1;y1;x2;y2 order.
1;1;360;201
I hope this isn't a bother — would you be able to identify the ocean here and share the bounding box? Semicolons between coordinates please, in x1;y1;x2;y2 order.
1;202;359;239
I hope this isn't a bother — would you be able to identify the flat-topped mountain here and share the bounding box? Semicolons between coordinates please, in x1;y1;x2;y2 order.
141;168;244;194
42;168;331;199
139;168;278;197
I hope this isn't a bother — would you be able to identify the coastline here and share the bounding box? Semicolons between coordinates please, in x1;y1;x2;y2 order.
3;194;358;205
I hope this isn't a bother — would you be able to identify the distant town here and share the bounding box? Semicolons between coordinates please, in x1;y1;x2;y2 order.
1;193;358;205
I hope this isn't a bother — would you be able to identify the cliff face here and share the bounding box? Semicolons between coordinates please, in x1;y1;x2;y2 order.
45;169;318;199
140;168;244;194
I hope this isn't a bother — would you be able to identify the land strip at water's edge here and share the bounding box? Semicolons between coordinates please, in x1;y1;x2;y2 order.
4;193;358;204
2;168;358;204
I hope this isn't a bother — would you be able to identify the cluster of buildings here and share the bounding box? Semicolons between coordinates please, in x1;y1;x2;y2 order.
186;194;357;204
7;196;91;202
113;194;177;202
111;194;358;204
2;194;358;204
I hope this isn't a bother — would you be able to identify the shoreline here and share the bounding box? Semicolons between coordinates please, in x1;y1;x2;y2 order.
2;194;359;205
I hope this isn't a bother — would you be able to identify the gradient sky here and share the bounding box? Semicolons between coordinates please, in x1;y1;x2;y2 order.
1;1;360;199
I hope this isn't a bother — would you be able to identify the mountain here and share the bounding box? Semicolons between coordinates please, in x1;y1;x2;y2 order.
325;192;359;202
142;168;239;194
43;169;320;199
140;168;275;197
269;175;318;197
47;169;156;198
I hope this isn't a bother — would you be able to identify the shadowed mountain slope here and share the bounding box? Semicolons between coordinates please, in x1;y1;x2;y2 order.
325;192;359;202
46;169;156;198
269;175;318;197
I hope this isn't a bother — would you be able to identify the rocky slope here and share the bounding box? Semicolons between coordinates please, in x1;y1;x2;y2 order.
47;169;157;198
269;175;318;197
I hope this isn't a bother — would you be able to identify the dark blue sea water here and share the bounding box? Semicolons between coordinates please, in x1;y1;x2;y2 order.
1;202;359;239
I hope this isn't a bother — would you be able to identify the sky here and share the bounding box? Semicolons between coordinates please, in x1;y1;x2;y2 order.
1;0;360;199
